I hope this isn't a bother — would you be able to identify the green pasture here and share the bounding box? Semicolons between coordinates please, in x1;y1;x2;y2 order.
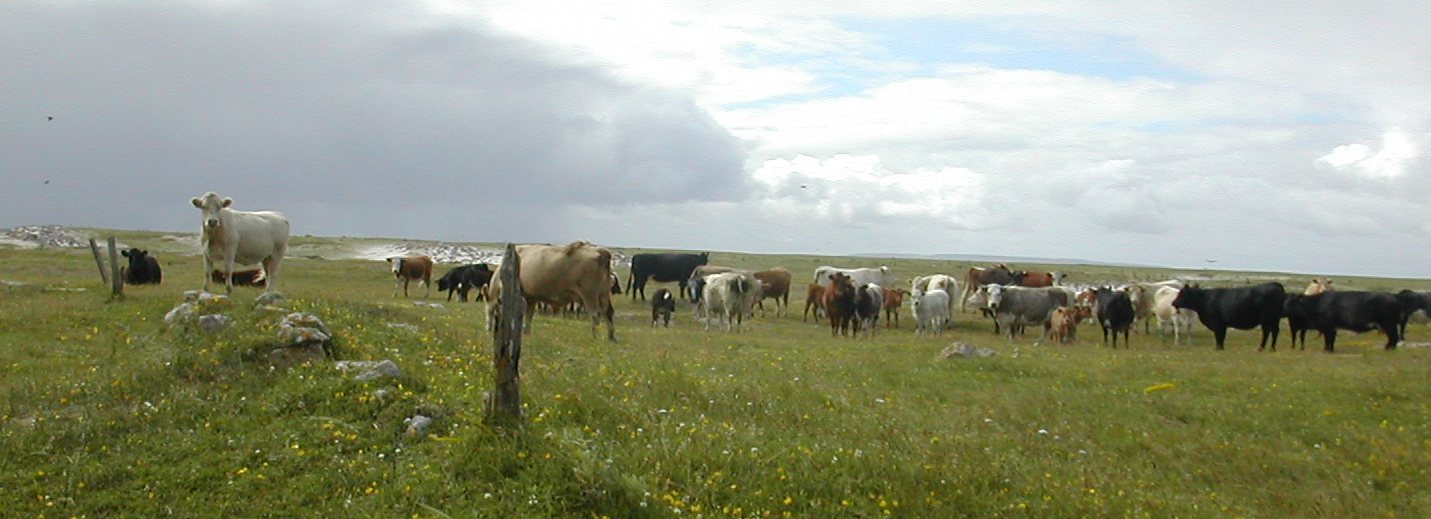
1;231;1428;518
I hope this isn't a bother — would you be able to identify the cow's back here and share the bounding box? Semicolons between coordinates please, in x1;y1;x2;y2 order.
226;210;291;265
515;243;613;304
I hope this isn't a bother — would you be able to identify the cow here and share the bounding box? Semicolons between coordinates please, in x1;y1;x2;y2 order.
1304;278;1335;296
960;264;1017;312
752;268;793;317
911;274;959;328
688;265;742;302
1049;306;1078;344
120;248;162;285
1283;291;1403;352
487;242;617;342
882;287;909;328
436;264;493;302
191;192;289;294
210;268;266;288
627;252;709;301
1150;285;1197;345
1095;287;1136;348
821;273;858;337
701;271;758;332
1012;271;1064;288
984;284;1071;341
387;256;434;298
802;283;825;322
813;266;896;290
854;283;884;338
1124;281;1185;333
1395;289;1431;340
1171;282;1285;351
651;288;676;327
912;289;950;337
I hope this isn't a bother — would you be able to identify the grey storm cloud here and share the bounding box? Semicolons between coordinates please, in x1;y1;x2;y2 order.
0;1;749;239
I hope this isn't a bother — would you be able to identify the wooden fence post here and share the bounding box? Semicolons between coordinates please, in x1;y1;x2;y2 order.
488;243;524;425
107;237;123;300
89;238;109;285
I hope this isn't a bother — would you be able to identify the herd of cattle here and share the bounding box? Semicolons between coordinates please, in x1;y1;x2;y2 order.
99;192;1431;353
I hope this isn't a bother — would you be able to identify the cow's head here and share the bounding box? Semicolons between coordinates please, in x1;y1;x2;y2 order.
1170;283;1202;310
984;284;1004;310
121;248;148;268
190;192;233;230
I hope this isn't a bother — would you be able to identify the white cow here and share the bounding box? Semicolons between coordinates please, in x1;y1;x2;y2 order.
191;192;290;294
1126;280;1184;332
702;271;758;332
912;289;950;337
911;273;960;328
1151;285;1198;345
814;266;896;290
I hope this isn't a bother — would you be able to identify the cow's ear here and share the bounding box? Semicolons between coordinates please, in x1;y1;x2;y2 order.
221;198;234;208
121;249;131;257
191;197;204;208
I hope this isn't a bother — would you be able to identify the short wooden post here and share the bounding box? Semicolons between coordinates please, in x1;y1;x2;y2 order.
89;238;109;285
107;237;123;299
488;243;524;425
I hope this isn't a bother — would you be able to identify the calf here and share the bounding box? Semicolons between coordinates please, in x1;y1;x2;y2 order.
882;287;909;328
191;191;289;294
651;288;676;327
387;256;434;298
1095;287;1136;348
436;264;493;302
821;273;858;337
120;248;162;285
1284;291;1403;352
1049;306;1078;344
912;289;950;337
854;283;884;338
1171;282;1285;351
802;283;825;322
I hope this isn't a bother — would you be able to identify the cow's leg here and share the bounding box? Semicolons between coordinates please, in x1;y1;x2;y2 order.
223;255;237;294
1213;328;1227;350
424;275;431;298
1383;319;1400;350
201;252;214;292
1322;328;1336;353
523;300;536;335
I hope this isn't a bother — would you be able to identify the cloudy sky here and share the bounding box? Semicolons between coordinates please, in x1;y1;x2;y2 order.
4;1;1429;278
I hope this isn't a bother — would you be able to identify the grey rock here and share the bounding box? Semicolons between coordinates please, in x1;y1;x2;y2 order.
197;314;231;334
404;414;433;437
336;360;401;381
939;342;997;359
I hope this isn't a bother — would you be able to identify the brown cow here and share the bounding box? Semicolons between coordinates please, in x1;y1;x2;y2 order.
488;242;616;342
822;273;858;337
753;267;792;317
1013;271;1064;287
211;268;266;288
960;264;1016;312
882;287;909;328
1049;306;1079;343
802;283;825;322
387;256;434;298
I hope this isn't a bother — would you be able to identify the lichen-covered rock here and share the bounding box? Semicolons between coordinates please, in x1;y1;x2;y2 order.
164;302;196;325
195;292;232;309
403;414;433;437
336;360;401;381
277;312;333;347
197;314;231;334
254;292;286;307
385;322;420;333
939;343;996;359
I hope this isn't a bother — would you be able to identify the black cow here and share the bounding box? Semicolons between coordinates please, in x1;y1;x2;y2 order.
436;264;493;302
1095;287;1135;348
1394;290;1431;340
1284;291;1403;352
120;248;162;285
1283;294;1314;349
1172;282;1285;351
627;252;709;301
651;288;676;327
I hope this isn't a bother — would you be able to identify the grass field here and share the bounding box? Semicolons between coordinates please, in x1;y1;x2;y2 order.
2;230;1429;518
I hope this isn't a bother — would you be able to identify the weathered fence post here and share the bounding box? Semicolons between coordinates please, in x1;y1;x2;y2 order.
107;237;123;299
487;243;524;425
89;238;109;285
